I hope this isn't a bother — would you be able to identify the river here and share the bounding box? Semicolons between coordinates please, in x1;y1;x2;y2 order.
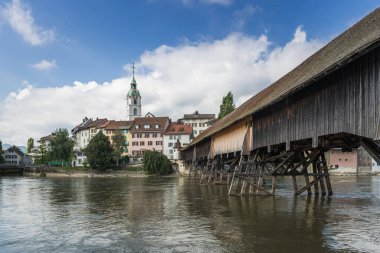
0;175;379;253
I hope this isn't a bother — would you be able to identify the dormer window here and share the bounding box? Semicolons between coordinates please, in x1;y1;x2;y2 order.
135;125;140;129
155;124;160;129
144;124;150;129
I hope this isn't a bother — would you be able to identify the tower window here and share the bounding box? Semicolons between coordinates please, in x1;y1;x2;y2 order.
133;108;137;115
134;99;137;105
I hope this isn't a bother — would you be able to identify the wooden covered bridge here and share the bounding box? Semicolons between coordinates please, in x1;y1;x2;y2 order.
182;8;380;196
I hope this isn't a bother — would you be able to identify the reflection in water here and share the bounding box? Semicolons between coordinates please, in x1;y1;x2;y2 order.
0;176;379;252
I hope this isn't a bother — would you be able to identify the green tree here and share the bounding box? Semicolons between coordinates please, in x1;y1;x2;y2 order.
84;132;113;170
26;138;34;154
50;128;74;166
143;150;172;175
112;130;127;167
0;140;5;163
218;91;235;119
34;141;50;164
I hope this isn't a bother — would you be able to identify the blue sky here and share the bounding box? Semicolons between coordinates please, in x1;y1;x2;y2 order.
0;0;378;98
0;0;379;145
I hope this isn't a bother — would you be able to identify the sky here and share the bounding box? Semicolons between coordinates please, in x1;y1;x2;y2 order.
0;0;379;146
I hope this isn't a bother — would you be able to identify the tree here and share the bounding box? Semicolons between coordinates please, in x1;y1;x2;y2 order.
0;140;5;163
50;128;74;166
218;91;235;119
26;138;34;154
111;130;127;167
143;150;172;175
34;141;50;164
84;132;113;170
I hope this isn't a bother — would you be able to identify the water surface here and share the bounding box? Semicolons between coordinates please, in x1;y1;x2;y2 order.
0;176;379;252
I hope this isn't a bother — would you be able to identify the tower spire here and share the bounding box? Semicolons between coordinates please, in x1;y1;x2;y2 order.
131;62;136;79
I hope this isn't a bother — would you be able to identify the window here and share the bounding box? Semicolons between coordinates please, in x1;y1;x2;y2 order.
140;141;145;146
91;129;96;133
345;159;348;161
156;141;162;145
145;133;150;138
194;130;198;135
133;108;137;115
134;99;137;105
339;159;342;161
144;124;150;129
78;159;82;164
135;125;140;129
153;133;158;138
192;123;197;127
168;143;173;147
132;141;139;146
155;124;160;129
170;135;174;140
169;150;173;154
137;134;142;138
148;141;153;146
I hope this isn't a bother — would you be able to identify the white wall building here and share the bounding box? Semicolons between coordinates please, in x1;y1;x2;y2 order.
163;123;192;160
71;118;108;166
180;111;216;138
2;146;32;166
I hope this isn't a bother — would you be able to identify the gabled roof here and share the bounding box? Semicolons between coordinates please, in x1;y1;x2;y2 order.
164;123;192;135
40;133;55;142
86;118;108;128
131;117;170;133
186;8;380;148
182;111;215;120
105;120;133;130
6;146;24;156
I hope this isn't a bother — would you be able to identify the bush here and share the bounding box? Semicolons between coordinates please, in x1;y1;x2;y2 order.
143;151;172;175
84;132;113;170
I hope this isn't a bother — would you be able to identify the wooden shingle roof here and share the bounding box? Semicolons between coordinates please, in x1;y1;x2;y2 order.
186;8;380;148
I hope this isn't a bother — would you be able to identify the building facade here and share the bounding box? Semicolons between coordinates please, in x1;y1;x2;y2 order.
180;111;215;138
163;123;192;160
2;146;32;166
71;118;108;166
129;116;170;158
327;147;374;174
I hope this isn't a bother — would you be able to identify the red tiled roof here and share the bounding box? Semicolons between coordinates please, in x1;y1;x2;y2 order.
164;123;192;135
105;120;133;130
131;117;170;133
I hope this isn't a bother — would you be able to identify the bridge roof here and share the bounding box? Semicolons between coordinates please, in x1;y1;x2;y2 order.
185;8;380;149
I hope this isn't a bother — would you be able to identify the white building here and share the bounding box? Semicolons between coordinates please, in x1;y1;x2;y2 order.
372;159;380;173
71;117;108;166
180;111;216;138
163;123;192;160
2;146;32;166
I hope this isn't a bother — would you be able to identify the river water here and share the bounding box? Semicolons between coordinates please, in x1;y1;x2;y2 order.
0;175;379;253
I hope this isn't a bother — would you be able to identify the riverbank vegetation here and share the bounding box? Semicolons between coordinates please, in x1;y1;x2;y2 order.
143;150;172;175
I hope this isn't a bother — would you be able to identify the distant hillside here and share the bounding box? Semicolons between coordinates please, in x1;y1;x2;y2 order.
2;144;27;153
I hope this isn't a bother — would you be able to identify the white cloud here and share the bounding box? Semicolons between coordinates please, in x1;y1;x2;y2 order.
233;4;257;30
31;59;57;71
1;0;55;46
0;27;323;145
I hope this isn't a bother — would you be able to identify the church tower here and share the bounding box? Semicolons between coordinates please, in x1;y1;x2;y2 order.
126;63;142;120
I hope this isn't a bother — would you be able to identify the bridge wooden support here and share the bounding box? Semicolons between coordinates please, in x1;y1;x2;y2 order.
226;148;333;197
